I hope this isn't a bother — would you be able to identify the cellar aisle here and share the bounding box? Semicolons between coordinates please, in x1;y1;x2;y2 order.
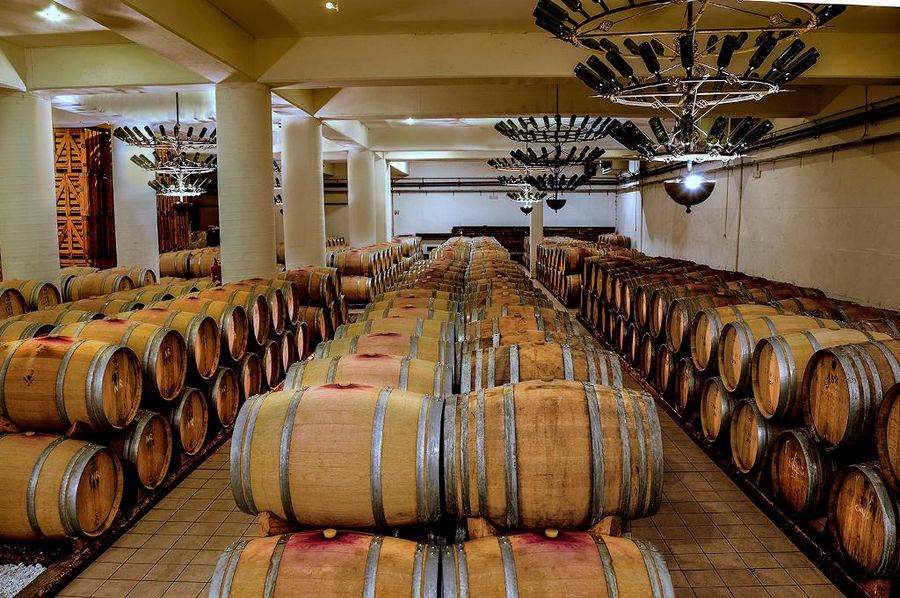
56;287;842;598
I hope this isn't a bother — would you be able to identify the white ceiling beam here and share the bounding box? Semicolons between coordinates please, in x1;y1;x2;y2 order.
0;41;26;91
322;119;370;149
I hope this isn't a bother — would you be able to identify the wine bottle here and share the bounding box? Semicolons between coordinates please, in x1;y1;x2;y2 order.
639;42;661;80
535;0;575;23
580;38;604;52
706;116;728;145
723;117;757;152
744;34;777;77
706;35;719;54
679;34;695;75
736;120;773;150
606;49;640;85
775;48;819;85
561;0;590;18
649;116;670;145
599;38;620;53
763;39;805;81
586;56;622;90
717;34;739;70
651;38;666;56
624;38;641;55
815;4;846;27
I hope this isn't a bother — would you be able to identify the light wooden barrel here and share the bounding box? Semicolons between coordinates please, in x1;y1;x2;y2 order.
109;410;172;490
465;315;580;345
315;332;454;369
115;308;220;380
359;306;462;335
665;294;744;353
699;378;737;446
0;337;142;433
674;356;702;416
66;272;135;301
335;318;455;343
230;386;443;527
210;531;437;598
67;298;144;316
106;288;174;304
753;328;891;422
0;319;54;342
0;280;61;311
690;304;785;372
15;308;103;326
206;367;240;427
237;353;263;401
465;329;589;351
53;319;187;402
444;380;662;528
718;315;843;393
655;346;677;397
0;286;28;319
369;297;460;313
107;267;156;287
153;297;248;362
60;266;99;277
804;339;900;451
294;321;309;359
223;282;287;336
459;342;622;394
285;354;452;397
262;340;282;389
638;333;657;378
197;289;270;348
278;268;337;305
648;283;722;337
828;463;900;577
341;275;374;304
0;432;123;540
279;329;297;373
159;251;192;277
730;399;782;475
376;289;457;301
769;429;833;517
442;532;673;598
295;305;329;343
877;383;900;495
168;387;208;456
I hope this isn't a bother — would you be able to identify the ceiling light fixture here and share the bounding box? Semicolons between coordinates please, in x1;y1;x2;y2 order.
664;163;716;212
37;4;69;22
403;117;417;125
324;1;339;11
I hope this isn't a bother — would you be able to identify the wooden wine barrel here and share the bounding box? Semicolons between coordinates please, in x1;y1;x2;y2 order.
770;296;843;320
718;315;844;393
655;345;677;397
674;357;702;417
168;387;208;456
877;383;900;495
460;342;622;394
285;354;452;397
465;329;589;352
376;289;457;302
730;399;782;475
60;266;99;277
115;308;220;380
66;298;143;316
638;333;657;379
279;267;337;305
159;251;192;278
237;353;263;401
108;410;172;490
0;337;142;433
444;380;662;528
224;283;287;336
665;294;744;353
13;308;103;326
753;328;892;423
443;532;673;598
769;429;833;517
699;378;737;446
0;280;61;311
0;319;53;342
341;275;374;304
107;267;156;288
828;463;900;577
358;306;462;337
209;531;436;598
624;322;640;365
803;339;900;451
294;321;309;360
336;317;455;343
369;297;460;314
206;367;240;427
327;300;340;338
153;297;248;362
295;305;329;344
690;304;785;373
0;286;28;319
466;315;580;345
106;288;174;304
648;284;723;337
231;386;442;527
0;432;123;540
279;329;297;373
315;332;455;369
261;340;282;389
739;283;825;303
66;272;135;301
53;319;187;402
196;288;270;348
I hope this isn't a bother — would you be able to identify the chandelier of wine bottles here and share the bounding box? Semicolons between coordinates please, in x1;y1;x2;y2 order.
494;114;612;143
113;93;217;202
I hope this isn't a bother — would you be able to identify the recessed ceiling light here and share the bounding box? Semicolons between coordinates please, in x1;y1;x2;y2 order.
324;1;339;11
403;118;416;125
37;4;69;22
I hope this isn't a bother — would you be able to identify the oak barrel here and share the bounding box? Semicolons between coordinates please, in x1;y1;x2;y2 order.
237;353;263;402
153;297;248;361
261;340;282;389
769;429;833;517
314;332;455;369
0;433;123;540
295;305;329;343
169;387;208;456
666;294;744;353
0;286;28;319
730;399;782;475
0;280;60;311
231;386;442;527
284;354;452;397
0;319;53;342
65;272;135;301
699;378;737;446
876;383;900;494
674;357;702;417
109;410;172;490
197;288;270;348
690;304;785;372
206;367;240;427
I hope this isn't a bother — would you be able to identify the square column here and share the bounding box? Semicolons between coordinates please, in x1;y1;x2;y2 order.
282;116;326;268
347;148;377;247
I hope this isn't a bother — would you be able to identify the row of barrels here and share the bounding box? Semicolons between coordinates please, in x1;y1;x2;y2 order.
579;249;900;580
533;236;635;307
0;274;316;543
159;247;219;278
329;240;425;305
212;236;674;596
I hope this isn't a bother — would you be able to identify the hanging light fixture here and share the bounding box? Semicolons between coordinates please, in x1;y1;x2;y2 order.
494;114;612;144
113;93;217;202
664;163;716;212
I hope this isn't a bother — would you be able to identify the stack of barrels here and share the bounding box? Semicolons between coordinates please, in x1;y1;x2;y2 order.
327;238;423;306
212;236;674;597
575;247;900;584
159;247;220;279
0;269;312;546
533;237;608;308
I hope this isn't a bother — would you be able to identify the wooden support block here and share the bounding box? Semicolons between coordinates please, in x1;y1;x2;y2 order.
257;512;299;537
465;517;499;540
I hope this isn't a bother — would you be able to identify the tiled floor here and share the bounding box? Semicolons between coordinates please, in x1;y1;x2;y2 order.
57;279;845;598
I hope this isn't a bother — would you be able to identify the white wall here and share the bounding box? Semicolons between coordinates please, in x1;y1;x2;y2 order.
393;160;616;234
619;126;900;309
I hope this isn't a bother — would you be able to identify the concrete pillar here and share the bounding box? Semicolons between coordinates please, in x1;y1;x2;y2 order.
215;82;276;282
112;137;160;275
282;116;326;268
0;92;59;282
529;201;544;277
373;154;388;243
384;162;394;241
347;148;377;247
